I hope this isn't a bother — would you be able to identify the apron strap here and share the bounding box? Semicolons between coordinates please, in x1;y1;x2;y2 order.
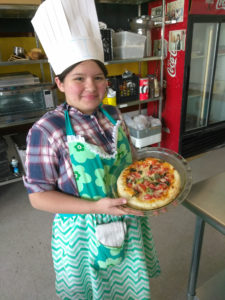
65;109;75;136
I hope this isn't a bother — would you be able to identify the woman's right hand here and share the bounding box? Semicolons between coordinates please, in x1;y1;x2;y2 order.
94;197;144;217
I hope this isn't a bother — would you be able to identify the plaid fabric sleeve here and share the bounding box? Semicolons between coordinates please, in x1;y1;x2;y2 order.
23;125;60;194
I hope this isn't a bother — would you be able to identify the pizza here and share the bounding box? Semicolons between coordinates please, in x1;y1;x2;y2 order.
117;157;181;210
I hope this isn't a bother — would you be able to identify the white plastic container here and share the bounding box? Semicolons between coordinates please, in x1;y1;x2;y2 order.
113;45;145;59
113;31;146;47
113;31;146;59
128;125;162;148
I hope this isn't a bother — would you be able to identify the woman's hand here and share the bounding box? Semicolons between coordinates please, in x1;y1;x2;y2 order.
94;197;144;217
29;191;144;216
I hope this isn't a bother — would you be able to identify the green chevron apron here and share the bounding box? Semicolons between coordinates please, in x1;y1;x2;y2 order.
51;106;160;300
65;106;133;270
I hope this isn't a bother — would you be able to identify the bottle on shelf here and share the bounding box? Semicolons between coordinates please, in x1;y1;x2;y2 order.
11;157;19;176
107;88;117;106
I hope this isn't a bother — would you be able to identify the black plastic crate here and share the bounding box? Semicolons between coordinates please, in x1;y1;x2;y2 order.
0;160;11;179
108;74;139;104
0;136;7;153
100;29;113;62
0;151;7;161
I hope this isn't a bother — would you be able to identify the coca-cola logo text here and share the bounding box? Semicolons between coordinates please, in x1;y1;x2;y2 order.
216;0;225;9
167;51;177;78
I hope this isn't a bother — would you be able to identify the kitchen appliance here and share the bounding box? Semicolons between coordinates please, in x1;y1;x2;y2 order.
178;2;225;157
129;15;153;57
148;0;225;158
0;72;55;127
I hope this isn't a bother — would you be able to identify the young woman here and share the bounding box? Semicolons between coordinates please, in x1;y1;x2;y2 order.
24;59;160;299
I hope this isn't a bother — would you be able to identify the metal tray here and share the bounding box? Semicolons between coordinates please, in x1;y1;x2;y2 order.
111;147;192;216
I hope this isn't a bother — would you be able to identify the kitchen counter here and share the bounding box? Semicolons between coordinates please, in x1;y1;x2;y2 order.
188;145;225;185
184;171;225;234
183;146;225;300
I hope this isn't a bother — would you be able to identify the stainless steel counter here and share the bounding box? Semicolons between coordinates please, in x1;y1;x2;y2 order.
188;146;225;185
183;171;225;235
182;146;225;300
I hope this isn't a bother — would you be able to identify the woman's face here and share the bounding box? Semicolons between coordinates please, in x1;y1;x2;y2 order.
55;60;107;114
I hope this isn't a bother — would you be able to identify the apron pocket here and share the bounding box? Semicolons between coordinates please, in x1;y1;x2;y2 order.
93;221;127;270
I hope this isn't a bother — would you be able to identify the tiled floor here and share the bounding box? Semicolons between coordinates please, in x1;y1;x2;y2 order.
0;147;225;300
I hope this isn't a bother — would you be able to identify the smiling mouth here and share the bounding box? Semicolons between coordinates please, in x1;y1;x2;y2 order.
83;94;99;100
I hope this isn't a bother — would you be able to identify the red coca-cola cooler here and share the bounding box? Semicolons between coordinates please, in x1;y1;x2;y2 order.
148;0;225;158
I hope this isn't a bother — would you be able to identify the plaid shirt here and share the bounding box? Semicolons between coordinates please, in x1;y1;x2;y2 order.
23;103;131;196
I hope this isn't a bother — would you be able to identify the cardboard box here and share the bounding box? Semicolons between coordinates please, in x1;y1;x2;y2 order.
0;0;41;4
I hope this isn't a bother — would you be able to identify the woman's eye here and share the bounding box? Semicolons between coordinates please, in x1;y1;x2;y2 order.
74;77;84;81
95;76;105;81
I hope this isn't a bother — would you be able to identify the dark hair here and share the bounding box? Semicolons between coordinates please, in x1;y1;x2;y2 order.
52;59;108;89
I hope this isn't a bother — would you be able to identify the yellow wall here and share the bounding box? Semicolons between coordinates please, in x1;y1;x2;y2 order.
1;37;36;61
107;61;147;77
1;36;148;77
0;37;51;81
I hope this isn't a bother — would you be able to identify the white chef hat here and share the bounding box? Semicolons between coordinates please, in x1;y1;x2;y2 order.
31;0;104;75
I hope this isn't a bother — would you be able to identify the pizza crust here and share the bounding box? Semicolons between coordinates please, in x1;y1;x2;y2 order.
117;158;181;210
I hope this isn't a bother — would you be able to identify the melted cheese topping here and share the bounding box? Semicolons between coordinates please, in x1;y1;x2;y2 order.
117;158;181;210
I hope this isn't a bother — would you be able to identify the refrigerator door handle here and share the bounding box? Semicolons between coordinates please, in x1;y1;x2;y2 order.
184;65;190;96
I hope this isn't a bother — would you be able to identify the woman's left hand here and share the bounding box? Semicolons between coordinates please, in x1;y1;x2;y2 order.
117;204;145;217
94;197;144;216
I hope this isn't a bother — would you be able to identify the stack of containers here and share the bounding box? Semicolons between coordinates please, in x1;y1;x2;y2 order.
123;113;162;148
113;31;146;59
